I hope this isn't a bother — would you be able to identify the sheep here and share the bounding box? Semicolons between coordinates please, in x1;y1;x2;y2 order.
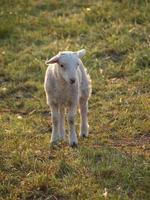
44;49;91;147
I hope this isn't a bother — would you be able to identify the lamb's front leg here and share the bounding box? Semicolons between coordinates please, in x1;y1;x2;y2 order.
50;103;60;143
59;106;65;140
68;105;78;147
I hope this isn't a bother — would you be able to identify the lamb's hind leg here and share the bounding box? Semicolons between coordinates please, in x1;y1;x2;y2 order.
79;97;89;137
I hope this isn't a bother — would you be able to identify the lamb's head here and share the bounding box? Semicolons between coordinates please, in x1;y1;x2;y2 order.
45;49;86;84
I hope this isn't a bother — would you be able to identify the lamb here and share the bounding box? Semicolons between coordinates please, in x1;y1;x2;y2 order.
44;49;91;147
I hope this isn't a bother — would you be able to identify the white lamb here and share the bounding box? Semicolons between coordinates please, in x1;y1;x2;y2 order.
44;49;91;147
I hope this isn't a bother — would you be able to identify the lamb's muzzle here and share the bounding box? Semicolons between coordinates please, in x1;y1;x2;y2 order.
70;78;75;84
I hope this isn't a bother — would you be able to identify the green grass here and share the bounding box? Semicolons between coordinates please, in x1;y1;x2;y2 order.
0;0;150;199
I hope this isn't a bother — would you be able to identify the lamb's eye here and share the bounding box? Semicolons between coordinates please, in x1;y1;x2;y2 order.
60;64;64;68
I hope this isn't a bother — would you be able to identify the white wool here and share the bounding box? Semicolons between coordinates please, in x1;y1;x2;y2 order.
44;49;91;146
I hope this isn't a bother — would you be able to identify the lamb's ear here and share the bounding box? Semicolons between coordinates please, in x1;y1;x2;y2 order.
76;49;86;58
45;55;59;65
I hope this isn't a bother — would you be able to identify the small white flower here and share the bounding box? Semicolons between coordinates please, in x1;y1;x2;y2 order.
17;115;23;119
86;8;91;11
100;68;103;74
1;87;7;91
103;188;108;199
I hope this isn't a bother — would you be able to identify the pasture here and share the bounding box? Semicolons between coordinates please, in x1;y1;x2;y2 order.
0;0;150;199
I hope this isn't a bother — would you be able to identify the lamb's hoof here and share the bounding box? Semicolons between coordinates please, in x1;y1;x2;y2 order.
80;134;88;138
50;141;57;145
70;142;78;148
59;136;65;141
49;141;59;149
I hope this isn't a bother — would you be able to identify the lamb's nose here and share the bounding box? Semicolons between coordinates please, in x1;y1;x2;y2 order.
70;79;75;84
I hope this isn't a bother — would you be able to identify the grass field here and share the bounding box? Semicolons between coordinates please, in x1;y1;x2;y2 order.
0;0;150;199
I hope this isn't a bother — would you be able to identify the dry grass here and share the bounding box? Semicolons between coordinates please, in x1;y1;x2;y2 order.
0;0;150;199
